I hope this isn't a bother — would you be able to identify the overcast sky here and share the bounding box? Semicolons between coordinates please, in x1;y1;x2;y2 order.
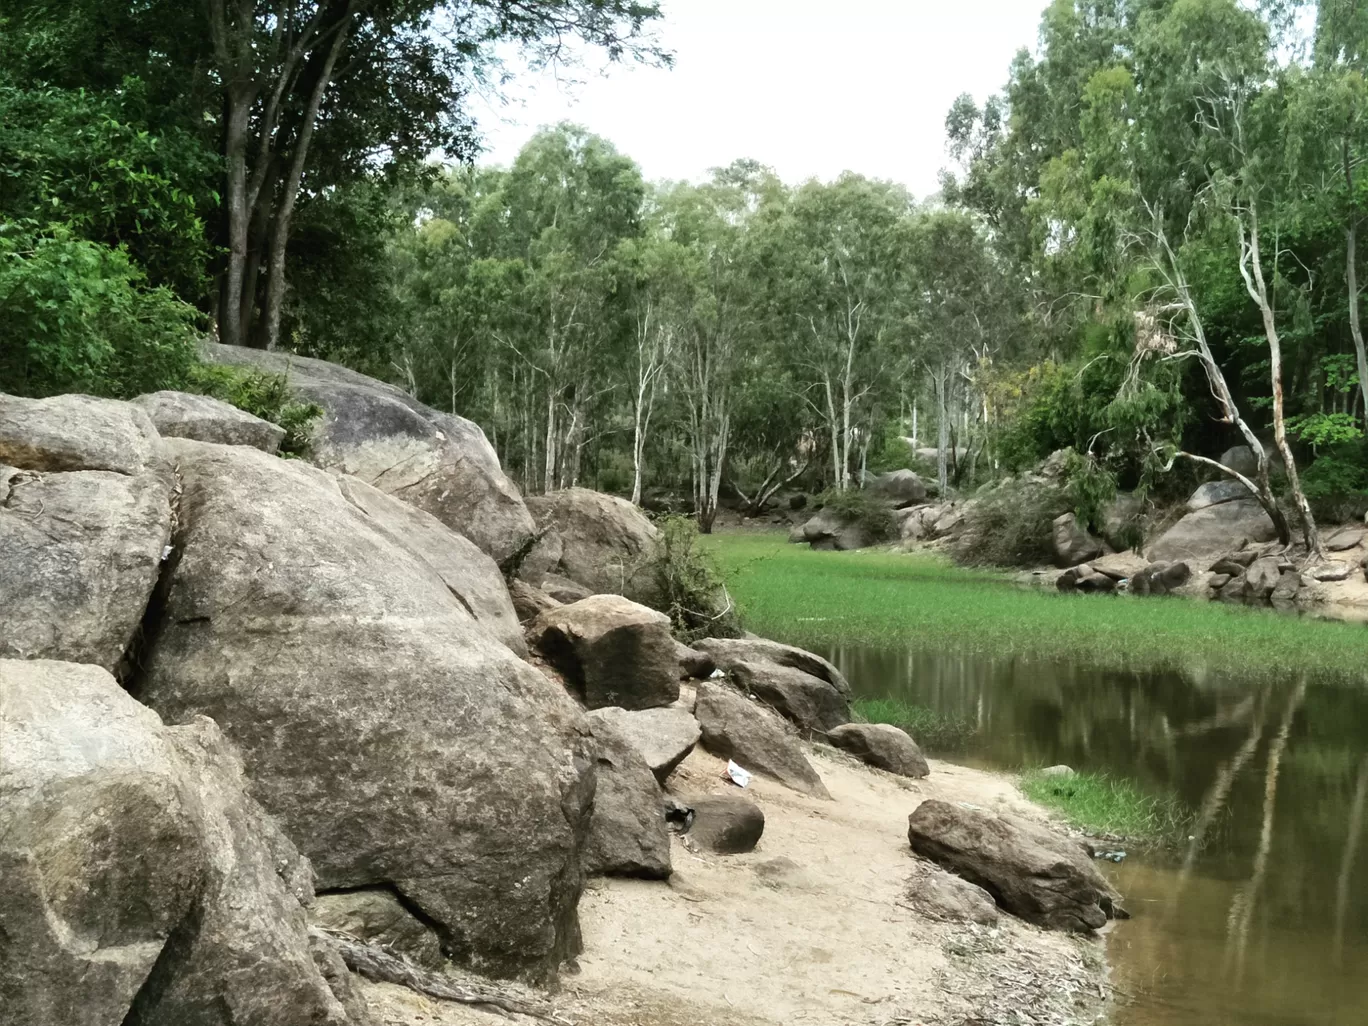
470;0;1046;198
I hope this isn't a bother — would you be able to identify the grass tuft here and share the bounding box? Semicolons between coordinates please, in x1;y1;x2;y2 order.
851;697;976;750
1019;769;1191;844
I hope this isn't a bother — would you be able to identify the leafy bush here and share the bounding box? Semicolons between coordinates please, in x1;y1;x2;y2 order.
0;227;199;399
955;479;1070;568
185;363;323;458
1062;449;1117;533
814;487;897;543
1300;440;1368;522
651;515;741;641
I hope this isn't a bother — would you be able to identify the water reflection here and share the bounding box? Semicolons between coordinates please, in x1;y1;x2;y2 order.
814;643;1368;1026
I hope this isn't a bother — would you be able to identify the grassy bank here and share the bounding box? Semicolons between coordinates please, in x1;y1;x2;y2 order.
1019;769;1191;845
703;532;1368;683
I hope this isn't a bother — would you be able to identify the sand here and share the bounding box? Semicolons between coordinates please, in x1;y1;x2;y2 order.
361;747;1109;1026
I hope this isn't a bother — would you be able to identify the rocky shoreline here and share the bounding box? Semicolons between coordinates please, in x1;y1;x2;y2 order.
2;354;1119;1026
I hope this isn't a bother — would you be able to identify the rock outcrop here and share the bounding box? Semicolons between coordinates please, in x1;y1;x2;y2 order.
133;390;285;453
906;800;1123;933
523;488;664;607
826;723;929;778
136;439;594;982
205;342;534;565
0;393;173;672
695;636;851;735
1186;479;1249;512
1;659;362;1026
685;795;766;854
693;684;830;798
866;469;927;507
588;706;701;782
1051;512;1104;568
1147;498;1278;564
583;718;672;879
529;595;681;710
792;506;877;551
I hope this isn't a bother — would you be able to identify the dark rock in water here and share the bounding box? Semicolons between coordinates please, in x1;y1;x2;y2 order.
826;723;929;779
523;488;664;608
0;393;174;672
137;439;594;983
686;795;765;854
907;799;1124;933
206;341;534;566
589;706;701;783
133;390;285;453
530;594;680;711
1271;570;1302;605
693;684;830;798
1130;560;1191;596
583;718;672;879
695;636;851;734
903;868;999;925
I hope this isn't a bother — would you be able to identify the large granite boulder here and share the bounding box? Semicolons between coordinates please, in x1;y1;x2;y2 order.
866;469;927;507
334;475;524;654
205;342;533;565
906;800;1123;933
1187;479;1250;512
1146;498;1278;564
793;506;877;551
1;659;360;1026
0;394;173;672
1052;512;1104;568
136;439;594;982
693;684;830;798
529;595;680;710
695;636;850;735
588;706;701;782
132;390;285;453
583;718;672;878
826;723;929;778
523;488;664;607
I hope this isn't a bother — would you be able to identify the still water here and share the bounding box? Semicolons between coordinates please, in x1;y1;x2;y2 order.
814;645;1368;1026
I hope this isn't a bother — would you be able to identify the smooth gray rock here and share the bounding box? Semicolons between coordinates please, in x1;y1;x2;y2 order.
685;795;766;854
1129;560;1192;597
583;719;672;878
530;595;680;711
798;506;876;551
1052;512;1104;568
205;342;534;565
826;722;929;778
588;706;701;782
903;868;999;925
335;475;524;654
1312;561;1353;582
133;390;285;453
1187;479;1251;512
695;637;849;695
1326;527;1365;552
1146;499;1278;564
509;578;562;623
523;488;664;607
138;439;594;982
0;394;173;671
866;469;927;507
696;637;851;734
907;800;1124;933
693;684;830;798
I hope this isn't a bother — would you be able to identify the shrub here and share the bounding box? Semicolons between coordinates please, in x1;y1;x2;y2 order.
955;479;1070;568
185;363;323;458
651;515;741;642
0;227;199;399
814;487;897;543
1062;449;1118;534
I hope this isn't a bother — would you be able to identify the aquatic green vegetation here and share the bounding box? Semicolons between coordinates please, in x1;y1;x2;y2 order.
702;532;1368;684
850;697;976;750
1019;770;1191;845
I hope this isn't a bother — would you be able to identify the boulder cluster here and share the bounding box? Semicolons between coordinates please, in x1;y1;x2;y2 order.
2;353;954;1024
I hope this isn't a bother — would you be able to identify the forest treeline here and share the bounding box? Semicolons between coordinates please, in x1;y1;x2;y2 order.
3;0;1367;544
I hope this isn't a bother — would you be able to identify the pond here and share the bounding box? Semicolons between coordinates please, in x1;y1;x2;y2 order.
815;644;1368;1026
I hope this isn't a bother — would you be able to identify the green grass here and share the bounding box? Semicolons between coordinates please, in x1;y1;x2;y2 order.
1019;769;1191;844
851;697;977;750
702;531;1368;684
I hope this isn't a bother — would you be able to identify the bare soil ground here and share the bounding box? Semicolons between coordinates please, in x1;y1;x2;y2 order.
362;747;1109;1026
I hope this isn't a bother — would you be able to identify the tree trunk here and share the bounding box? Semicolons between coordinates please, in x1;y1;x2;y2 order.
935;362;950;495
219;85;254;347
1239;210;1323;557
823;374;842;491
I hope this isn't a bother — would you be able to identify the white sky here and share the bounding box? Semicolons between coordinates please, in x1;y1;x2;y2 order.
471;0;1046;198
